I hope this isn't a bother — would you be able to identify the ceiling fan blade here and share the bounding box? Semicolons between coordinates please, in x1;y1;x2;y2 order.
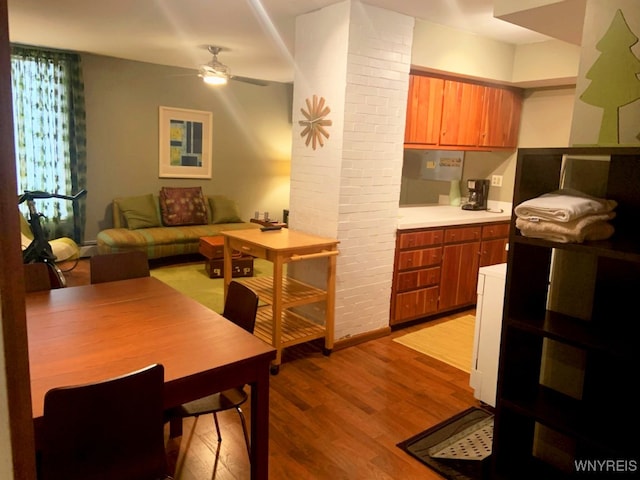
231;75;269;87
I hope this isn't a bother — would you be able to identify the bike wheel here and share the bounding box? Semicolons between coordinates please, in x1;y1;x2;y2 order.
46;262;67;288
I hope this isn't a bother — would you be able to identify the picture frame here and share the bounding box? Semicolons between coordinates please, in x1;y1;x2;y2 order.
158;106;213;179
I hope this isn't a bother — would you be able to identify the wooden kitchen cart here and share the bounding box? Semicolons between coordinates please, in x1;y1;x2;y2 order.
221;228;339;374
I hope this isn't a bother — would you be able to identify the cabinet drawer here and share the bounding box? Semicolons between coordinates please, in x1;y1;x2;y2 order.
482;223;510;239
396;267;440;291
228;239;267;259
444;226;481;244
395;287;439;322
398;229;443;249
397;247;442;270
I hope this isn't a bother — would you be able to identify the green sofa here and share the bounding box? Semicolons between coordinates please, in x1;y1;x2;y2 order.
96;190;259;260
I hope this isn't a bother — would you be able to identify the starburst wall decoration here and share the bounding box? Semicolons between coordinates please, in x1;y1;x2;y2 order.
299;95;332;150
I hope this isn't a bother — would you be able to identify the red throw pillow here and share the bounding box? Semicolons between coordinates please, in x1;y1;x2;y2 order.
159;187;208;226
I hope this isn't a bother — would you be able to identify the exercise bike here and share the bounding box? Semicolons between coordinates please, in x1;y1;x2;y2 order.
19;189;87;288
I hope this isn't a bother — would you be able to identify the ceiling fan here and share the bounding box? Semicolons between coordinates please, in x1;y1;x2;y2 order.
198;45;268;87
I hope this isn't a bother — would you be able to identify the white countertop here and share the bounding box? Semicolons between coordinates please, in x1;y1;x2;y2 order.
398;201;512;229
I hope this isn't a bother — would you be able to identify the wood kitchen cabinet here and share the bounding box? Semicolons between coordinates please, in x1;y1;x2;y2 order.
479;87;522;148
391;221;509;326
404;72;522;151
392;229;443;325
480;222;510;266
404;75;444;146
439;226;481;311
440;80;483;147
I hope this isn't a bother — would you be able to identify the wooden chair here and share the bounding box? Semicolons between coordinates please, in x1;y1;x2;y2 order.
90;250;150;284
23;262;52;292
39;364;173;480
166;281;259;459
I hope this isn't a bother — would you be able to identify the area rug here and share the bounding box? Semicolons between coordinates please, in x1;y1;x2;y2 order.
150;258;272;313
397;406;494;480
392;314;475;372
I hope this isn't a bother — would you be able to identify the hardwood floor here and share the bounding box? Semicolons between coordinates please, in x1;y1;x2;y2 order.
63;259;480;479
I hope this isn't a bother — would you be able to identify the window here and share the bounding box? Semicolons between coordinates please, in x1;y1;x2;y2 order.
10;45;87;242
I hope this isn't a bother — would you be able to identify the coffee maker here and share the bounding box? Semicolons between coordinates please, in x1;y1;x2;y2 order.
462;179;490;210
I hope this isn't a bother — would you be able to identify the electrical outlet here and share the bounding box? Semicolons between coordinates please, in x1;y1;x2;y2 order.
491;175;503;187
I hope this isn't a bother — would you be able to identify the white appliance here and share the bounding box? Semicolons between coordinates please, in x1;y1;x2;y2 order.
470;262;507;407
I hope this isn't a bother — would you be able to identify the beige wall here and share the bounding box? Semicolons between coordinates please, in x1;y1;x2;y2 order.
411;20;516;84
512;40;581;86
82;54;293;242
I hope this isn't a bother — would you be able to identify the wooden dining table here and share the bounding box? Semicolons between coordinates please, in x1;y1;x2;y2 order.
26;276;276;480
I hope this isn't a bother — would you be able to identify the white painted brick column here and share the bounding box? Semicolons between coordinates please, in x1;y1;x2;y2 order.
290;1;414;340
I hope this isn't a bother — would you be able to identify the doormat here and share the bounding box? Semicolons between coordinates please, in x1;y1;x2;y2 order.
397;406;494;480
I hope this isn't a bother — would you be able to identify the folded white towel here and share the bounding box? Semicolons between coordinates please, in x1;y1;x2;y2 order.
514;189;617;223
516;212;615;243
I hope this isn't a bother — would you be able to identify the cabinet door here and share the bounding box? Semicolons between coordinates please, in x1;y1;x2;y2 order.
439;241;480;310
480;238;508;267
440;80;483;147
480;222;509;266
404;75;444;146
479;87;522;148
394;287;439;323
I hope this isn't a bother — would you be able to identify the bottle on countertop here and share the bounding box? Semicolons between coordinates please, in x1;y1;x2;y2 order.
449;180;461;206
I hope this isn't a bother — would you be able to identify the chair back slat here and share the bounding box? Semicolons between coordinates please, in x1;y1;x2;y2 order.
90;250;150;284
223;280;259;333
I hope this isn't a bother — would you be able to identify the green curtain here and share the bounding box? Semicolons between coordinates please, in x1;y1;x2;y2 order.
10;45;87;244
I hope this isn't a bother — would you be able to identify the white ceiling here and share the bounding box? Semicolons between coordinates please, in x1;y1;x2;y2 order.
8;0;568;84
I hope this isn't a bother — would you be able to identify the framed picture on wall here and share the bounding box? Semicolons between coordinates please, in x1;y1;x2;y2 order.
158;106;213;179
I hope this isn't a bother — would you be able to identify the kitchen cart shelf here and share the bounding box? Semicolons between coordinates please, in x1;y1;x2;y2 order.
240;275;327;308
253;308;326;349
222;228;339;374
241;275;329;354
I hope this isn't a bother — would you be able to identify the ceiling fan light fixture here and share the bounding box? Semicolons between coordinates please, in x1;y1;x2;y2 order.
201;72;228;85
198;65;228;85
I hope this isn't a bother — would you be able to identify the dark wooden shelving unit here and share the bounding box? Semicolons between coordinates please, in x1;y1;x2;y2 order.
492;147;640;479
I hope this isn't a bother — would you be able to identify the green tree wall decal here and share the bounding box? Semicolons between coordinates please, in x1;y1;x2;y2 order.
580;9;640;145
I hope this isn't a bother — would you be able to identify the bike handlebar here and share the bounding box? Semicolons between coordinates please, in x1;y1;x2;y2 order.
18;189;87;204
